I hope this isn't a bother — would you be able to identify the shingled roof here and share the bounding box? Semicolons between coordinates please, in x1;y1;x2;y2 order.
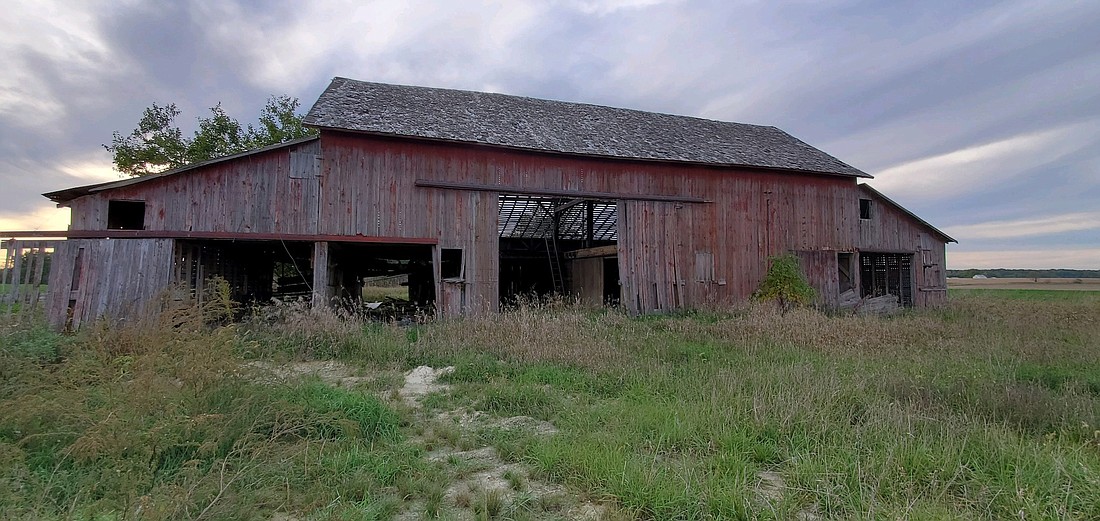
304;77;870;178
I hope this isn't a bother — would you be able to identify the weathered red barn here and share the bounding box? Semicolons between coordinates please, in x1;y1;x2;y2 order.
36;77;954;328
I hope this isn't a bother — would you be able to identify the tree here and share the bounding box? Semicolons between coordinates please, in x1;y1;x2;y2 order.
105;95;317;177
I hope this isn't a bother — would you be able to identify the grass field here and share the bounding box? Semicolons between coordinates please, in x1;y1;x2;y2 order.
948;277;1100;291
2;292;1099;519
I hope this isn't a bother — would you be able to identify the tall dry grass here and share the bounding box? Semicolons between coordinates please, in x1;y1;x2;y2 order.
401;294;1100;518
2;290;1097;519
0;295;418;520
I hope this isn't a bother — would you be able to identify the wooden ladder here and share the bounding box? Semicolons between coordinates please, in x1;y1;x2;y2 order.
545;236;565;295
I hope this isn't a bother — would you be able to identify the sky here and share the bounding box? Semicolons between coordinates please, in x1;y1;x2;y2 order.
1;0;1097;269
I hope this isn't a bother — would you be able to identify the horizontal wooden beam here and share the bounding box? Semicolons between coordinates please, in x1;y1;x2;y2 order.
0;231;72;238
1;239;63;249
0;230;438;245
414;180;710;203
565;245;618;259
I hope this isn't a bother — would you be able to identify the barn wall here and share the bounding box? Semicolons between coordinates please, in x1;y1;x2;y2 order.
46;238;175;329
68;140;322;234
856;188;948;306
56;130;950;317
794;250;841;308
570;257;605;305
315;132;859;313
318;133;500;314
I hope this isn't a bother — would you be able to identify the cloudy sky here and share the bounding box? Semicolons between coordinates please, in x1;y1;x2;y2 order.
1;0;1097;269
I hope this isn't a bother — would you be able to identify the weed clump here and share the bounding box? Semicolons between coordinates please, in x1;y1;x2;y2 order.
752;253;816;310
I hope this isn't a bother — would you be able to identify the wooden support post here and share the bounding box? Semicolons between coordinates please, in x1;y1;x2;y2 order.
312;241;330;309
1;243;13;314
9;243;23;305
586;201;594;247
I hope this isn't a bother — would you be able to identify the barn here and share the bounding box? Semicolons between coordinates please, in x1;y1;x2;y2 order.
33;77;954;329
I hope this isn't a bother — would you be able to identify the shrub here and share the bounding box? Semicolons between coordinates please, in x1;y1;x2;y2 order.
753;253;816;310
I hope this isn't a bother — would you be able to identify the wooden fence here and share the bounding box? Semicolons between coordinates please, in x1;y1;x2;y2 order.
1;239;60;320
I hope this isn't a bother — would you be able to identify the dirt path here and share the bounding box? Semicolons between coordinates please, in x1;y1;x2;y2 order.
257;361;813;520
392;364;607;521
256;360;608;520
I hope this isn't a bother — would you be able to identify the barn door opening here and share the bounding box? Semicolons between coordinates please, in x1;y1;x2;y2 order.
859;252;913;307
175;240;314;306
323;242;435;317
497;195;618;306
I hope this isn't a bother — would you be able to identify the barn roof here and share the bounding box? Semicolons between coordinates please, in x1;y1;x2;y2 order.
43;136;319;204
304;77;871;178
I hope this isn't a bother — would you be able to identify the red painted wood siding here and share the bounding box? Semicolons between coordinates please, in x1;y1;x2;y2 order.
318;132;861;313
69;140;322;235
857;190;949;307
58;129;949;315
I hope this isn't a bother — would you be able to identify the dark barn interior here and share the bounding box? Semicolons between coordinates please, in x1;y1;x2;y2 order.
497;195;618;305
175;240;436;312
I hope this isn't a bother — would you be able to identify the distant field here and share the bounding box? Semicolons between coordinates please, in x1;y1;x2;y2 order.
948;277;1100;291
950;288;1100;301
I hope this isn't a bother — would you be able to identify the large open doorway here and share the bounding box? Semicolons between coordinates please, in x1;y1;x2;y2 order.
175;240;314;305
174;240;436;317
326;242;435;315
497;195;619;306
859;252;914;307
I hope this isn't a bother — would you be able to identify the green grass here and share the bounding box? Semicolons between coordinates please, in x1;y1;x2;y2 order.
362;285;410;301
951;288;1100;300
2;292;1099;519
408;294;1100;519
0;310;424;520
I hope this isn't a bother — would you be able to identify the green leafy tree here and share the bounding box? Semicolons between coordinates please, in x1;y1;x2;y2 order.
105;95;317;177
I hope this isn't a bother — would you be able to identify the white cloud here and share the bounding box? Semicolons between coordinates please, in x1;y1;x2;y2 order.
196;1;554;95
946;212;1100;240
0;0;135;131
0;204;70;232
869;121;1098;200
570;0;674;16
57;156;123;183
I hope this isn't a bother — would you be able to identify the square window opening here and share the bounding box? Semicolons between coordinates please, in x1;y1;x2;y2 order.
441;248;464;280
859;198;872;220
107;200;146;230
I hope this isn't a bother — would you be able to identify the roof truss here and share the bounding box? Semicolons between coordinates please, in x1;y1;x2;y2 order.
498;195;617;241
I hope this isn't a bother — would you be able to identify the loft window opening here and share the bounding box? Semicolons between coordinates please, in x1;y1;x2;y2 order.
441;248;464;280
859;198;873;220
107;200;146;230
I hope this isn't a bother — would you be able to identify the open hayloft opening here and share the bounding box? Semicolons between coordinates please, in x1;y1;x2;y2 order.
859;252;914;307
497;195;619;305
107;200;146;230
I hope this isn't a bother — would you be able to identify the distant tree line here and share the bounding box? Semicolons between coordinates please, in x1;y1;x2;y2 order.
947;269;1100;278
